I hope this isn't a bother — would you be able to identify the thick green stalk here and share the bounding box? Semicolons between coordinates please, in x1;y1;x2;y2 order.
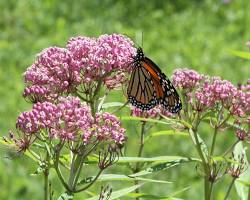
73;143;98;188
191;129;211;200
134;121;146;200
68;153;78;191
204;178;211;200
189;111;211;200
44;148;51;200
44;167;49;200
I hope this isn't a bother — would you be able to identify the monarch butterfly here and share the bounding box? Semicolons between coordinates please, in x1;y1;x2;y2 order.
127;48;182;113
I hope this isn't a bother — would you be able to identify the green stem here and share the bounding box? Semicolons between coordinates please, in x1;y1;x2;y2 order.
223;140;240;157
74;169;103;193
224;178;236;200
75;92;90;103
54;143;71;191
44;167;49;200
189;112;211;200
72;155;85;189
68;153;78;190
137;121;146;159
208;182;214;200
204;178;210;200
44;145;52;200
191;128;208;167
193;130;210;200
248;185;250;200
210;126;218;156
73;143;99;188
134;121;146;200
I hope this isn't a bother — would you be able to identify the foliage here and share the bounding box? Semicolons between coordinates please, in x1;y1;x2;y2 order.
0;0;250;200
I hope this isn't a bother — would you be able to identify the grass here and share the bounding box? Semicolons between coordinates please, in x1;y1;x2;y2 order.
0;0;249;199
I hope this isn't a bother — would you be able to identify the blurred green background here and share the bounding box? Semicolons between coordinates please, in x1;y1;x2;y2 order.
0;0;249;199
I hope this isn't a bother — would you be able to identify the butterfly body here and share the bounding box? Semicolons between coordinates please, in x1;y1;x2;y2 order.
127;48;182;113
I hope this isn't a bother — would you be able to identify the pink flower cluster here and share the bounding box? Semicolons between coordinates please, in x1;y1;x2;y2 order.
17;101;58;134
23;34;136;102
172;69;249;117
131;105;174;118
84;112;126;144
172;68;204;90
16;97;126;145
67;34;136;83
23;85;56;102
50;97;94;140
104;72;127;90
24;47;81;102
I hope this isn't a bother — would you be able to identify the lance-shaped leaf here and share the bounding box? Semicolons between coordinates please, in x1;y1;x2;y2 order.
85;155;200;165
130;157;199;177
101;102;127;108
121;116;176;125
127;186;190;199
228;49;250;60
145;130;188;142
78;174;171;185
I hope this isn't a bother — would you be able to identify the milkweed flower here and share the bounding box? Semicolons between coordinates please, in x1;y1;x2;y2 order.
83;112;126;145
23;34;136;103
67;34;136;87
172;68;204;90
131;105;174;118
16;97;126;147
23;85;57;103
24;47;81;102
172;68;249;117
16;101;58;134
50;96;94;140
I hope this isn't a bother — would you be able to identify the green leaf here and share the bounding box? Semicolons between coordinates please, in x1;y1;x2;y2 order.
85;155;200;165
58;192;74;200
145;130;188;142
130;157;199;177
86;184;143;200
159;115;192;129
237;180;250;187
121;116;174;125
78;174;171;185
101;102;127;108
212;156;238;165
127;193;181;199
228;49;250;60
127;186;190;199
233;142;250;200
